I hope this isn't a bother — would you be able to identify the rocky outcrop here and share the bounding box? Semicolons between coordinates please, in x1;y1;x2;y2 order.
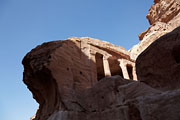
23;37;137;120
23;0;180;119
47;88;180;120
146;0;180;25
135;89;180;120
130;0;180;59
23;28;180;120
136;26;180;90
47;76;162;120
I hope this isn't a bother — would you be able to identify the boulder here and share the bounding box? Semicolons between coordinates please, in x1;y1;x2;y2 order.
136;26;180;90
47;75;160;120
137;89;180;120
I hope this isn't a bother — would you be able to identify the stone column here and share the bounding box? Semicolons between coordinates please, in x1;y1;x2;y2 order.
103;55;111;76
132;64;137;80
119;59;129;79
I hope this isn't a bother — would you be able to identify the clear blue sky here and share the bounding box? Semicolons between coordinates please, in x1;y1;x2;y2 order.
0;0;153;120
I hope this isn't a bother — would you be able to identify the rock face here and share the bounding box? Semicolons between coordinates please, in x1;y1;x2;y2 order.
47;76;162;120
22;0;180;119
22;37;137;120
136;26;180;90
23;28;180;120
130;0;180;59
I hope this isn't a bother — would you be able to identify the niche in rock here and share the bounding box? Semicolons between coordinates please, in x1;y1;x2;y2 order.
127;64;133;80
108;58;123;78
95;53;105;81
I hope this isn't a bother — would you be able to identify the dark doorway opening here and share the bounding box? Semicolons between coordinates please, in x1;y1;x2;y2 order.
95;53;105;81
108;58;123;78
127;64;133;80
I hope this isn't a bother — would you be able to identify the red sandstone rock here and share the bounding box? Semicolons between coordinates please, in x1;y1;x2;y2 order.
136;26;180;90
23;37;137;120
130;0;180;59
136;89;180;120
22;1;180;119
147;0;180;25
23;34;180;120
47;76;160;120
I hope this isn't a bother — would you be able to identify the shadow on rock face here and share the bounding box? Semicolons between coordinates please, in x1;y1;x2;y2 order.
22;40;95;120
23;39;160;120
136;26;180;91
46;75;161;120
23;27;180;120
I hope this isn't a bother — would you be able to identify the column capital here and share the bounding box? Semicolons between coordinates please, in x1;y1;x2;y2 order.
117;59;121;62
103;55;111;60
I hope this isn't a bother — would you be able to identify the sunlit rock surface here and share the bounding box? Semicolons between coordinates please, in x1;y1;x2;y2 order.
23;37;137;120
22;0;180;119
130;0;180;59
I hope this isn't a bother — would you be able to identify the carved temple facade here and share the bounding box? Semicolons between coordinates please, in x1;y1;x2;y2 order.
68;37;137;84
24;37;138;120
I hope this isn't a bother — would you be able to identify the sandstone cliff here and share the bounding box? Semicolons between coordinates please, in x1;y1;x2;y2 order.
22;0;180;119
23;37;137;120
23;27;180;120
130;0;180;59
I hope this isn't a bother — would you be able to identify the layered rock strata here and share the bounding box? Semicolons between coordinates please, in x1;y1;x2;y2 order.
130;0;180;59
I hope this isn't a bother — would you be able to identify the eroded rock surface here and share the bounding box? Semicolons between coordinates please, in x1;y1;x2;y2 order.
136;26;180;90
23;37;136;120
130;0;180;59
23;29;180;120
47;76;161;120
22;0;180;119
